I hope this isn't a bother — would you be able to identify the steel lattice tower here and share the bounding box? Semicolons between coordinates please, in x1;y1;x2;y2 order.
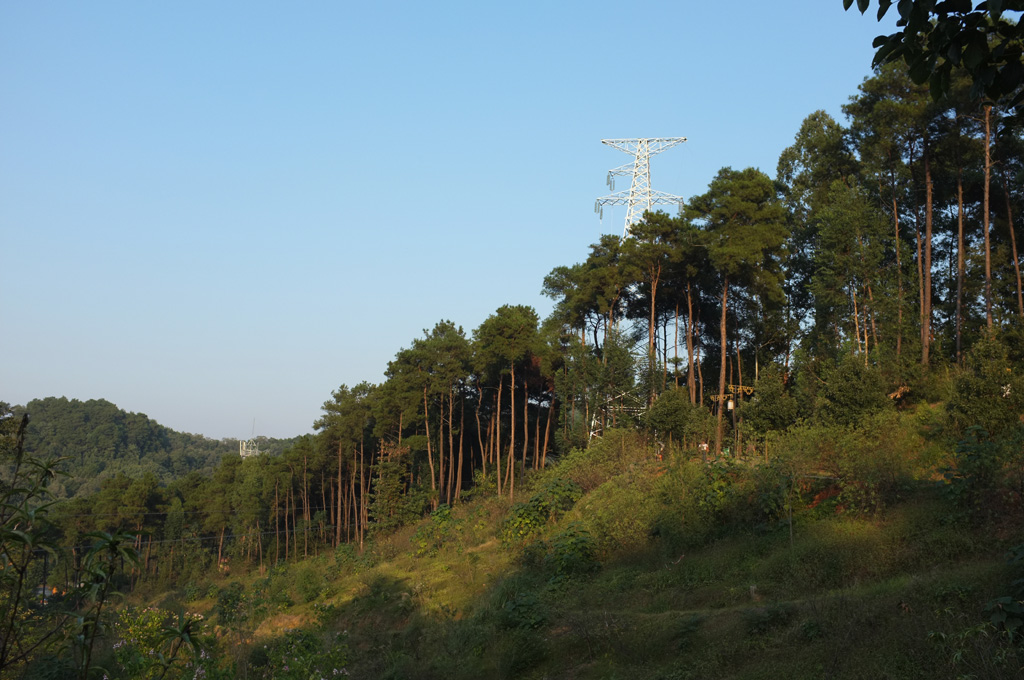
595;137;687;237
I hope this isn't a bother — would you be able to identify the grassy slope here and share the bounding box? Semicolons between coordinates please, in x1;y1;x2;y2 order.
170;420;1021;680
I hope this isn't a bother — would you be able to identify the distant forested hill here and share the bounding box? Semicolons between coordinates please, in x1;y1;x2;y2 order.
13;397;299;498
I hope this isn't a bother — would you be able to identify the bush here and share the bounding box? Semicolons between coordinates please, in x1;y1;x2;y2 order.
369;460;430;534
775;412;921;514
544;522;599;584
576;474;659;555
742;366;798;436
334;542;375;570
559;429;651;491
498;590;548;630
743;603;795;635
647;388;715;446
412;503;458;556
943;425;1024;519
947;335;1024;438
815;354;892;426
500;477;582;543
294;562;326;603
250;629;349;680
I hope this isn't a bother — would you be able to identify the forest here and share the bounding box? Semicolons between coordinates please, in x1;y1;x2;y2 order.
4;8;1024;677
16;396;302;500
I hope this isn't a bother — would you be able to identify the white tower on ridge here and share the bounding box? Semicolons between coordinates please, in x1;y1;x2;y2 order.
239;419;259;458
595;137;687;237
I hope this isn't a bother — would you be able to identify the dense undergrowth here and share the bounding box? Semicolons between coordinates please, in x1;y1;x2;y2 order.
55;405;1023;680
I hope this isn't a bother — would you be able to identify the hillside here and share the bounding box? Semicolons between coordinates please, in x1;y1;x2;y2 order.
103;419;1022;680
13;396;299;498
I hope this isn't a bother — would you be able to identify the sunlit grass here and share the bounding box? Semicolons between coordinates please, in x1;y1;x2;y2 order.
116;409;1024;680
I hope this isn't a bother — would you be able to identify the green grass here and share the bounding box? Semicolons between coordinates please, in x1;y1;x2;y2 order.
121;418;1024;679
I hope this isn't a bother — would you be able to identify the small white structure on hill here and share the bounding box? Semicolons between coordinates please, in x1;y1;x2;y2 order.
239;437;259;458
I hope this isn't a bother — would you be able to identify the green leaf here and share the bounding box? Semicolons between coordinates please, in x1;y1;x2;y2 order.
897;0;916;22
1008;88;1024;109
843;0;854;10
946;36;963;64
857;0;871;12
944;0;973;12
963;32;990;69
878;0;894;19
908;55;934;83
994;60;1024;99
872;35;904;66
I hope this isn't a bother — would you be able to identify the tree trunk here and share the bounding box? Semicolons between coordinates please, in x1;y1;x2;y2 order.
455;394;465;503
495;376;503;494
852;285;862;356
922;143;933;367
359;439;366;550
533;396;541;470
320;470;327;547
1001;165;1024;321
686;282;696;404
336;445;343;546
890;159;904;359
448;386;456;504
541;399;552;469
423;385;437;507
715;278;729;456
218;526;225;566
522;374;529;478
437;391;446;506
475;383;487;477
303;455;309;558
507;364;516;501
866;283;879;353
984;104;994;329
674;302;680;388
648;267;660;404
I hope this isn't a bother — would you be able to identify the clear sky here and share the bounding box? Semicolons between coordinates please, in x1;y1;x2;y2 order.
0;1;898;439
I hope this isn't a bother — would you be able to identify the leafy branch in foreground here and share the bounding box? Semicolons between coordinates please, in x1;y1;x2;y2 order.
0;405;67;673
845;0;1024;107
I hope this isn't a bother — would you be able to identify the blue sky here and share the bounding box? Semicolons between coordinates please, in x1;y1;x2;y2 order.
1;2;898;439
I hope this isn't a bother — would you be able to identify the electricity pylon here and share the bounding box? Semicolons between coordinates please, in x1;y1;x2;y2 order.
594;137;687;237
239;419;259;458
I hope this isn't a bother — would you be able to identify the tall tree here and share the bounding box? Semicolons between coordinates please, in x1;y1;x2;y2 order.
686;167;789;455
777;110;860;357
474;305;539;500
845;63;934;368
621;211;680;402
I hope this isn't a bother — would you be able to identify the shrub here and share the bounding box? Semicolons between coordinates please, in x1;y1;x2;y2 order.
743;603;795;635
412;503;458;556
294;562;326;603
500;477;582;543
559;429;651;491
815;354;892;426
545;522;599;584
646;388;715;446
775;412;920;514
576;474;659;555
742;366;799;436
947;334;1024;438
943;425;1024;520
498;590;548;630
369;459;430;534
250;629;349;680
985;543;1024;639
334;542;375;570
